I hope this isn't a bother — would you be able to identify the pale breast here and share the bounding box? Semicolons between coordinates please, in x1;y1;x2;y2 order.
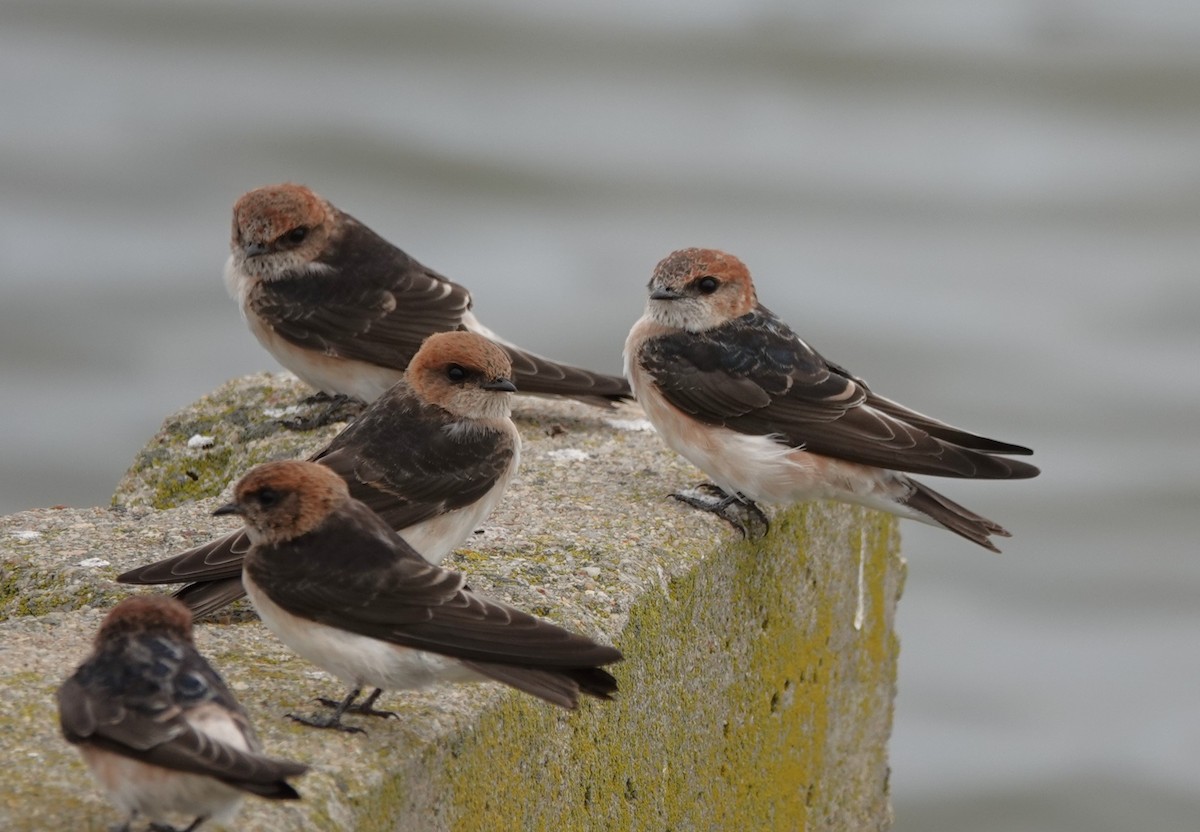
80;745;244;824
243;573;479;691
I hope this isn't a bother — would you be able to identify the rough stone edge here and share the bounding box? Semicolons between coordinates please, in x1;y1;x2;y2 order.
0;376;903;831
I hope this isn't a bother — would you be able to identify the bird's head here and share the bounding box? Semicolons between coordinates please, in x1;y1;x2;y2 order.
215;460;350;546
645;247;757;332
230;183;337;280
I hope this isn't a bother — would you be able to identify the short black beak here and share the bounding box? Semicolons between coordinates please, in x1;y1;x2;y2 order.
213;502;241;517
482;377;518;393
650;287;683;301
243;242;269;258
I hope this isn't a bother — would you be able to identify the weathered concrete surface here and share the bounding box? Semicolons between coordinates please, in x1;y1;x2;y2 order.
0;373;904;831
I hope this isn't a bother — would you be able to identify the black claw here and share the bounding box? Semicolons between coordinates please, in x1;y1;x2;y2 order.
315;688;396;720
671;483;770;539
289;686;368;733
287;711;366;734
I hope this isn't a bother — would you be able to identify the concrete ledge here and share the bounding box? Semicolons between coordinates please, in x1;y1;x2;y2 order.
0;374;903;831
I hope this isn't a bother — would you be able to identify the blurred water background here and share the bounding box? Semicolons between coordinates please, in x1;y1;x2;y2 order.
2;1;1198;829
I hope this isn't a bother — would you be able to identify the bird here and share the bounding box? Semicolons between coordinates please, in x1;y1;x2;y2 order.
118;331;522;621
57;595;307;832
623;247;1041;552
225;182;630;410
213;460;622;733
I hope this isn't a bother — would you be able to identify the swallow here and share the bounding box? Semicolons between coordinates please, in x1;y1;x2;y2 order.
119;331;519;613
623;247;1041;551
225;182;630;410
213;460;621;732
57;595;307;832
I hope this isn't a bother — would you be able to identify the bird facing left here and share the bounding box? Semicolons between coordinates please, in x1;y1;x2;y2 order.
214;459;623;733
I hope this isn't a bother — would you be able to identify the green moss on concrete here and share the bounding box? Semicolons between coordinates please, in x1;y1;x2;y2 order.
3;385;903;831
351;503;902;832
111;373;342;511
0;557;128;621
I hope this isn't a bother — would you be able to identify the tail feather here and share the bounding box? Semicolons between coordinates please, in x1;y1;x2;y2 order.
173;577;249;619
117;532;247;585
868;397;1035;457
223;758;309;800
504;346;632;408
461;311;631;407
117;532;251;619
462;660;619;709
903;479;1010;553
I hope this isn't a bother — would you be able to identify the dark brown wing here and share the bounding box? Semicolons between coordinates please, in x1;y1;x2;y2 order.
638;306;1039;480
247;217;472;372
118;382;516;616
311;381;516;530
252;214;629;404
247;501;622;671
58;634;306;797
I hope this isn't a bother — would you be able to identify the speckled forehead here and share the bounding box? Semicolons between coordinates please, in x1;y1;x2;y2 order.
652;248;747;287
232;184;328;241
415;331;513;377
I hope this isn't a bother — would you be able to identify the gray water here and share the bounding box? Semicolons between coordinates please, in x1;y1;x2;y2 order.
2;2;1198;829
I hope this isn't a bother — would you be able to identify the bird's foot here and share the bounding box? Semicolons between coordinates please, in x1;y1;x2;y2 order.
671;483;769;539
286;711;366;734
316;688;395;719
281;393;366;431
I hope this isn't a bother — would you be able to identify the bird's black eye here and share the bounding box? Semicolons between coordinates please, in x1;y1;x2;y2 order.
697;276;719;294
283;226;309;245
255;488;280;507
446;364;468;383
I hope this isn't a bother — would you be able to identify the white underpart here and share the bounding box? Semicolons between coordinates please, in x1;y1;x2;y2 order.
626;315;936;525
244;573;483;691
402;432;520;564
80;703;251;826
224;256;402;401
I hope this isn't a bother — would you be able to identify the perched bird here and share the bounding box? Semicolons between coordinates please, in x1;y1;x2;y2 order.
214;460;621;732
57;595;307;832
118;331;521;621
225;182;630;408
623;247;1040;552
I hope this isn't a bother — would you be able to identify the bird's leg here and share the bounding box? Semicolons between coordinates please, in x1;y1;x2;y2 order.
316;686;396;719
288;687;367;734
671;482;770;539
282;393;367;431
